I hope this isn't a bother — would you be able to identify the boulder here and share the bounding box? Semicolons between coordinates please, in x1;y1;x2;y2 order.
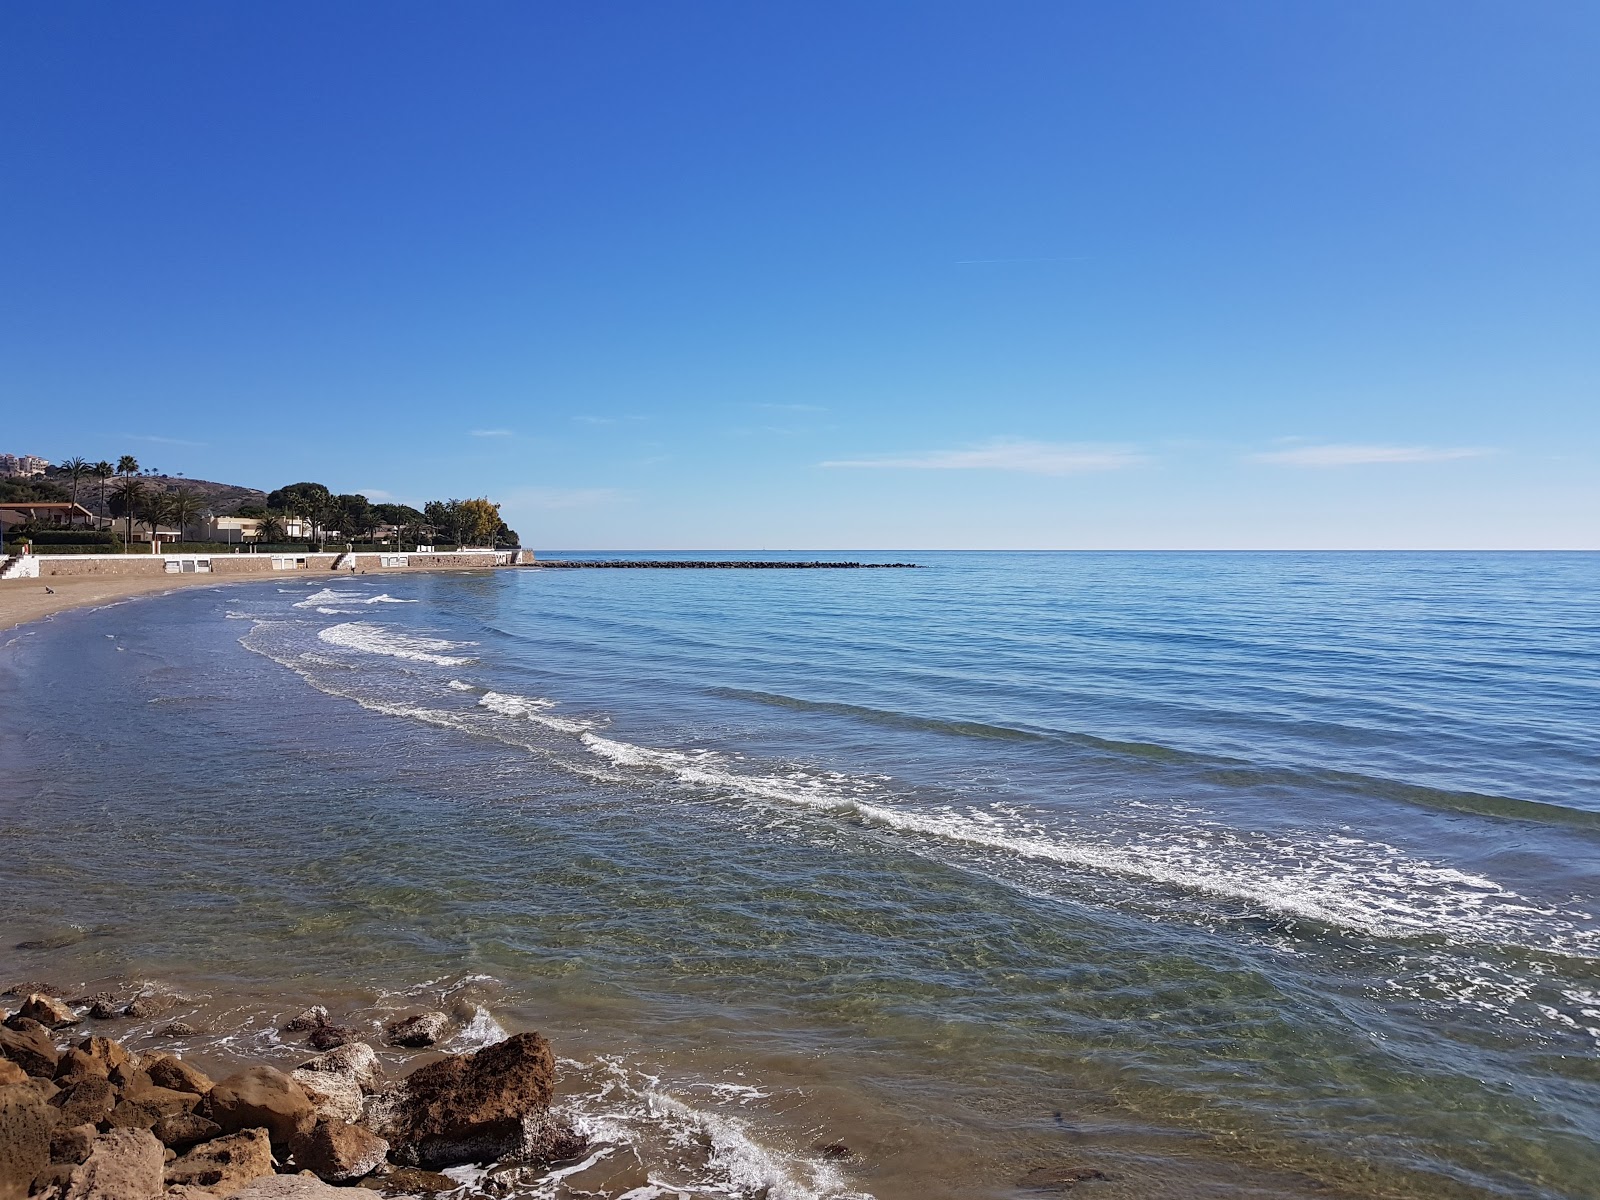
203;1066;314;1148
155;1022;197;1038
122;995;169;1020
0;1062;25;1088
290;1118;389;1184
86;1002;118;1022
230;1176;348;1198
281;1007;329;1034
290;1069;363;1124
60;1129;165;1200
52;1077;116;1127
149;1111;221;1152
296;1043;383;1094
118;1075;201;1116
354;1165;457;1193
20;995;80;1030
49;1124;97;1166
52;1049;109;1085
305;1025;358;1052
0;1019;59;1078
76;1037;131;1076
143;1055;213;1096
0;1081;60;1200
365;1031;560;1168
163;1127;274;1195
384;1012;449;1049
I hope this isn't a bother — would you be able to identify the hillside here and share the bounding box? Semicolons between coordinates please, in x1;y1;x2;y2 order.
43;468;267;518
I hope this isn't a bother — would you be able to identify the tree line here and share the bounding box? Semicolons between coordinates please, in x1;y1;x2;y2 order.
17;458;519;550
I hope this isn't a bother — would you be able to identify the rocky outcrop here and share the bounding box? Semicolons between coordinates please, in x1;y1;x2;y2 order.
76;1038;130;1077
163;1127;274;1194
150;1111;221;1152
0;1080;60;1200
52;1077;115;1127
51;1050;107;1085
383;1012;450;1048
365;1031;568;1168
60;1129;164;1200
229;1177;348;1198
0;1020;60;1078
202;1067;313;1148
143;1055;212;1096
289;1117;388;1183
281;1007;328;1034
296;1043;383;1094
18;996;79;1031
289;1069;363;1124
0;1063;26;1088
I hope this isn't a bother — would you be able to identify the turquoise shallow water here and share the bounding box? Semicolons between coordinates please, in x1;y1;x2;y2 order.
2;552;1598;1199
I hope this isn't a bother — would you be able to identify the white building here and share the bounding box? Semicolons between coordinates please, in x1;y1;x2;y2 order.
0;453;50;478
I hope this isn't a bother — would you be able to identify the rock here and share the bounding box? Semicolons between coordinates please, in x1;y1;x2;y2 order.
76;1037;131;1076
296;1043;383;1094
229;1176;348;1198
203;1066;314;1148
86;1002;118;1022
0;1019;59;1078
143;1056;213;1096
289;1069;363;1124
53;1049;109;1084
122;996;169;1020
0;1062;25;1087
61;1128;165;1200
365;1031;560;1168
383;1012;450;1049
0;1080;60;1200
289;1118;388;1184
21;995;81;1030
1;982;59;998
281;1007;329;1034
163;1127;274;1195
305;1025;357;1051
118;1075;202;1116
355;1165;457;1193
815;1140;853;1160
52;1077;117;1127
105;1099;162;1131
155;1022;196;1038
49;1124;97;1165
149;1111;221;1152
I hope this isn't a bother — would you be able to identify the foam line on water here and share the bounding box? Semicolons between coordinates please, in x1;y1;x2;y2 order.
294;588;417;608
479;689;601;733
317;621;474;666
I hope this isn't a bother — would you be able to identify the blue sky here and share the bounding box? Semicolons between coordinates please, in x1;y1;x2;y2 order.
3;2;1596;548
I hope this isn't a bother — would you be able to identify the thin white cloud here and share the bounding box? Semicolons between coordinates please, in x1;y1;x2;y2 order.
1250;443;1491;467
124;433;205;447
507;487;626;510
470;428;515;438
822;438;1146;475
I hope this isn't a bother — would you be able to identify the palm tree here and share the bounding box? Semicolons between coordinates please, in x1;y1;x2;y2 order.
109;478;145;548
117;455;139;479
168;488;203;544
137;490;177;551
255;513;285;544
60;458;90;516
93;462;114;520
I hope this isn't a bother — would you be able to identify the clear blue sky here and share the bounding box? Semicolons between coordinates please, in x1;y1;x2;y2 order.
4;2;1596;548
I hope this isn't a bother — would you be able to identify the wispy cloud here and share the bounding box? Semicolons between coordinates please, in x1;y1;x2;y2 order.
124;433;205;447
1250;443;1491;467
507;487;626;510
469;428;515;438
822;438;1146;475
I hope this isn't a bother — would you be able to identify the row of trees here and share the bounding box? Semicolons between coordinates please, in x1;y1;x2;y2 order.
256;482;518;548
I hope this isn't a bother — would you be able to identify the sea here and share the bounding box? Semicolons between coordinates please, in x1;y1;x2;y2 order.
1;552;1597;1200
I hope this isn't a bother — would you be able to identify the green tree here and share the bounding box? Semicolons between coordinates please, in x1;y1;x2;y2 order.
457;498;501;547
60;457;90;513
137;489;177;550
268;482;332;545
169;487;204;543
254;513;285;543
109;477;146;548
333;494;373;543
93;461;114;517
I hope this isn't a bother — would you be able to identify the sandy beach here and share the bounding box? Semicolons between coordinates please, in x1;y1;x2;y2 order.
0;573;267;634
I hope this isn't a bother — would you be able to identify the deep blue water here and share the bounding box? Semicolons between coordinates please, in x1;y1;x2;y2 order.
2;552;1597;1200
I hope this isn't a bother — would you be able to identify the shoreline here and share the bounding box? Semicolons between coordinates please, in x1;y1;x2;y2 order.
0;564;514;636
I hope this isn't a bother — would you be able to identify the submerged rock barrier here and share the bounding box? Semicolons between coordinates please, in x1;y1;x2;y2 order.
535;559;919;568
0;990;581;1199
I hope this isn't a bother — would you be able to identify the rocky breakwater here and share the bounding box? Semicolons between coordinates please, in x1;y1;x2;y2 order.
0;992;583;1199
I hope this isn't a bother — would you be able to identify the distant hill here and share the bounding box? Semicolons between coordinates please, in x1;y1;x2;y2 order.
43;468;267;518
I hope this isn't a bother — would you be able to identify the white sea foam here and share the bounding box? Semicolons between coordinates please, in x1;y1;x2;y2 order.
294;588;416;609
445;1004;509;1051
479;690;600;733
447;679;478;692
317;622;474;666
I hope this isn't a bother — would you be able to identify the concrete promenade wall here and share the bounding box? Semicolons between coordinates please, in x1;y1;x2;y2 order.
31;549;530;577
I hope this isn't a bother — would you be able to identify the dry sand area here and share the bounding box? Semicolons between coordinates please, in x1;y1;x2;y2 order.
0;573;264;634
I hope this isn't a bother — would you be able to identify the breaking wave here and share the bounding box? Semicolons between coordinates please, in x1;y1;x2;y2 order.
317;622;474;666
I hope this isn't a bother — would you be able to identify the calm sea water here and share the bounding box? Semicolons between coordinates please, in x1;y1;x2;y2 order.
2;552;1597;1200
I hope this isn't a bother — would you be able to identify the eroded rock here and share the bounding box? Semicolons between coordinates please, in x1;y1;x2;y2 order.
306;1024;358;1051
297;1043;383;1094
20;995;80;1030
53;1049;109;1085
76;1037;131;1076
52;1077;116;1127
61;1128;164;1200
365;1031;563;1168
290;1117;389;1183
0;1080;60;1200
0;1062;26;1088
230;1175;348;1198
143;1055;213;1096
290;1069;363;1124
203;1066;314;1148
0;1019;60;1078
281;1007;329;1034
149;1111;221;1152
384;1012;450;1049
163;1127;274;1195
49;1123;97;1166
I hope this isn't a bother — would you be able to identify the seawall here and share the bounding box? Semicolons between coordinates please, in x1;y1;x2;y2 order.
15;549;534;578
